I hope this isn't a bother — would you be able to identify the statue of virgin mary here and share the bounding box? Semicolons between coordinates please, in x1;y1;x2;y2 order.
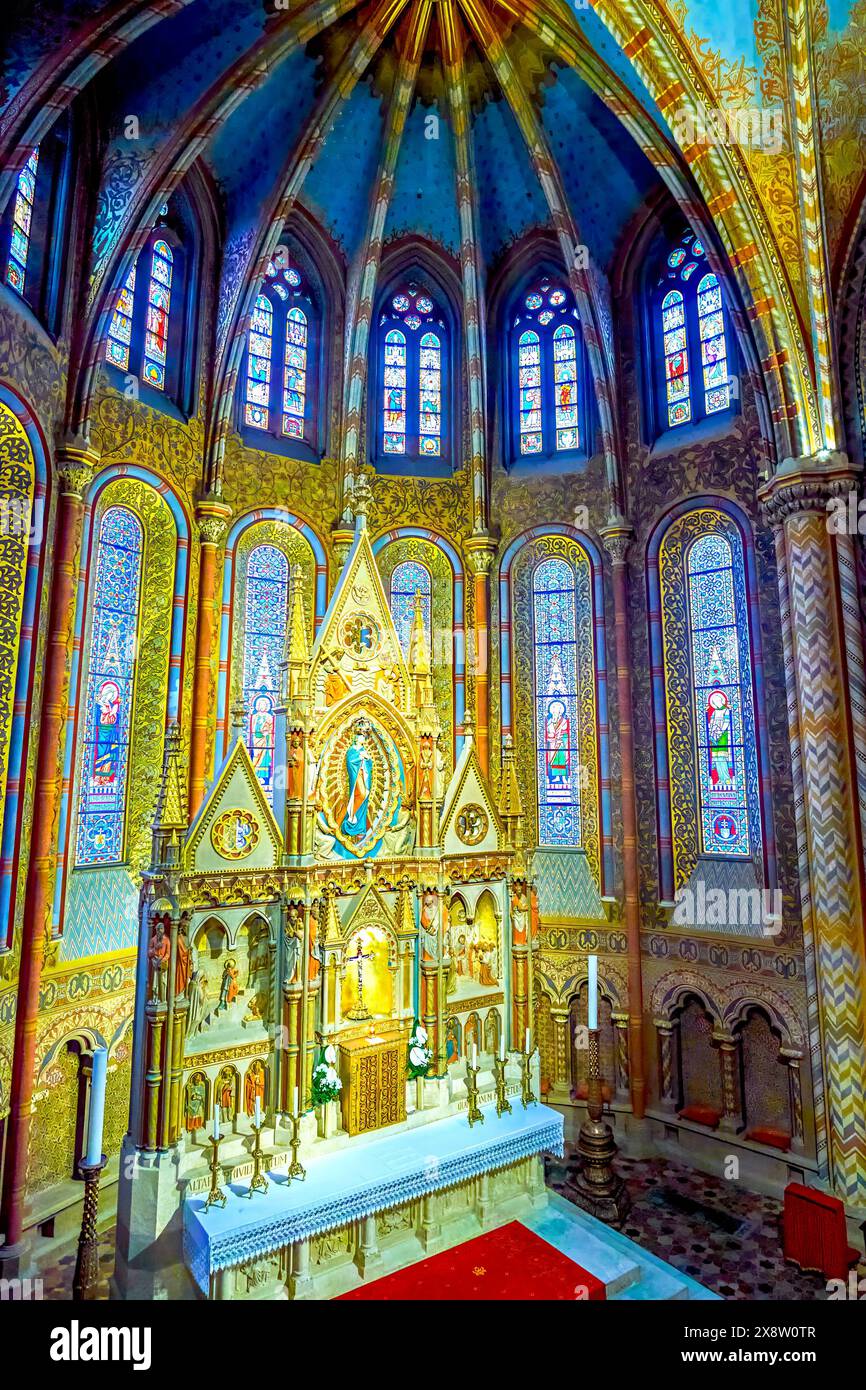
341;720;374;838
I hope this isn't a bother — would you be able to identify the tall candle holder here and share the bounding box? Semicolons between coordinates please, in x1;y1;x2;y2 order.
203;1132;228;1211
246;1118;269;1197
518;1046;537;1108
568;1027;630;1225
493;1054;512;1117
287;1111;306;1181
465;1059;484;1127
72;1154;107;1300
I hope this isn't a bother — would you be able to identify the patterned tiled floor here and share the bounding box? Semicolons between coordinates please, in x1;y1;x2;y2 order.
547;1150;866;1299
31;1155;866;1300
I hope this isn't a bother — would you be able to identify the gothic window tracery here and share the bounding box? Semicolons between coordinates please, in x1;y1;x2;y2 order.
242;250;316;449
389;559;432;660
104;214;185;401
378;283;448;464
532;555;582;847
510;277;580;463
652;232;732;432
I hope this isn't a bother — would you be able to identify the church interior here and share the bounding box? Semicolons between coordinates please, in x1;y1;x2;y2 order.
2;0;866;1306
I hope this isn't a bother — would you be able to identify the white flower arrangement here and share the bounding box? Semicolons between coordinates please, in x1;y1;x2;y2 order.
311;1048;343;1105
407;1020;433;1079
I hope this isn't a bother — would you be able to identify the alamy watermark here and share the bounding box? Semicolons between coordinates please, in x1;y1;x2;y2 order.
671;104;786;154
672;883;783;935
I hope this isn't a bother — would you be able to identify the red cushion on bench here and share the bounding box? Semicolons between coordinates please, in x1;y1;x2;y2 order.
678;1104;721;1128
746;1126;791;1151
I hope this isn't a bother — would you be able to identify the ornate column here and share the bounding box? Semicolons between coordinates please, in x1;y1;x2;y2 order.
464;537;496;775
715;1032;745;1134
781;1049;806;1154
612;1011;631;1102
760;456;866;1202
549;1007;571;1104
189;494;231;816
0;439;96;1262
599;520;646;1118
655;1019;679;1113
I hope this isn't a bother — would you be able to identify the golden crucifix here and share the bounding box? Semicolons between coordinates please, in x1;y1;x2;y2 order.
344;935;375;1020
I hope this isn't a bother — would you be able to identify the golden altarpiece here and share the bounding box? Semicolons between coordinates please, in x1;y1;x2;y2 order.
113;500;556;1300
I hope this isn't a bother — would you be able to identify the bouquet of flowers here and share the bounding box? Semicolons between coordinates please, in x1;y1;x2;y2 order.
310;1043;343;1106
406;1021;432;1080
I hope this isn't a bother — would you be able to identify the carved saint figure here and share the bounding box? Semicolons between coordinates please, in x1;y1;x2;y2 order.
287;730;304;799
511;884;529;946
148;922;170;1002
707;689;735;789
244;1059;266;1117
284;902;302;984
323;655;350;707
185;1073;206;1132
341;722;373;838
217;1067;237;1123
445;1018;460;1066
175;920;192;998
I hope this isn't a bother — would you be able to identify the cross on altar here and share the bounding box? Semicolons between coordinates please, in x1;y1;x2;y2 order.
344;937;374;1020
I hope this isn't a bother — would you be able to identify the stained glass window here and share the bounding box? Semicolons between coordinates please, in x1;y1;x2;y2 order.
513;279;579;461
243;544;289;800
378;284;447;461
655;233;733;432
687;532;753;855
282;307;307;438
532;556;581;846
142;239;172;390
5;149;38;294
662;289;690;428
519;331;542;455
553;325;578;450
106;265;136;372
75;506;143;866
390;560;431;659
697;273;730;415
245;294;273;430
383;329;407;454
419;332;441;456
244;259;315;442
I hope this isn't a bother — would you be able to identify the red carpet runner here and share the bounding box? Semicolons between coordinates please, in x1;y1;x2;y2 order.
337;1220;606;1300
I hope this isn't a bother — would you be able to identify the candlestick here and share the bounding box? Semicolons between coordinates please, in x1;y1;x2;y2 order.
72;1155;107;1300
525;1026;530;1055
471;1041;477;1071
499;1036;505;1063
84;1047;107;1167
212;1105;220;1143
247;1117;269;1197
519;1044;537;1108
287;1110;306;1180
567;1026;630;1225
254;1095;262;1130
493;1053;512;1118
203;1132;228;1211
587;955;598;1031
293;1085;299;1115
465;1056;484;1127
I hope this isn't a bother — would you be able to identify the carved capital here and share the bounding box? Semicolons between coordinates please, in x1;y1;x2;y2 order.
56;436;99;499
464;534;497;577
758;451;860;528
196;494;232;548
599;518;634;567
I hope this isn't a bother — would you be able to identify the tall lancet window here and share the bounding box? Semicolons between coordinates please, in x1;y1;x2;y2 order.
76;506;143;866
242;545;289;799
103;213;186;401
142;238;173;389
379;283;448;464
532;556;581;846
245;294;273;429
242;251;317;450
5;148;39;294
687;532;754;855
389;559;432;660
653;232;733;432
510;278;581;464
